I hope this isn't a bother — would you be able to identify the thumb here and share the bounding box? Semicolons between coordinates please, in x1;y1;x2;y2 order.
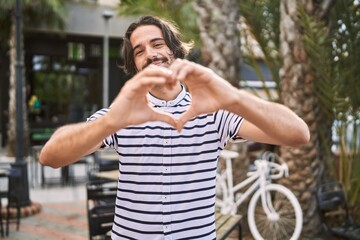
176;107;197;132
152;111;178;129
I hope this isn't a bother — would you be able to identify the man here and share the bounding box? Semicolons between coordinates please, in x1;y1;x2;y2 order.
40;16;309;239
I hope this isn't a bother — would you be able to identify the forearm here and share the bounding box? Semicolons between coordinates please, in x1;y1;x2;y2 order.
39;116;115;168
228;89;310;147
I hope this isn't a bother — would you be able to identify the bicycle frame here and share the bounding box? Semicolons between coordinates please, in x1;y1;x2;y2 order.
216;150;288;216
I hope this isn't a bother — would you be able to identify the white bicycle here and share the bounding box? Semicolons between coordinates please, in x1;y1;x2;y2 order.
216;150;303;240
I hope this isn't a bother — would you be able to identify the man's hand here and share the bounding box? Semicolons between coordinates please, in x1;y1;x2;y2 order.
169;59;310;146
169;59;239;131
105;65;178;131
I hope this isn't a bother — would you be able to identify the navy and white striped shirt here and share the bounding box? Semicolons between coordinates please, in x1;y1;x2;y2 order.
88;86;243;240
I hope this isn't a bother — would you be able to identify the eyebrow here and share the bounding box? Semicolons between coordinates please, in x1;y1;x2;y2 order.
133;37;165;52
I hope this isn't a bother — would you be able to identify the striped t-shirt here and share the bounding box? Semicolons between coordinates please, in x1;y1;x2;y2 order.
88;86;243;240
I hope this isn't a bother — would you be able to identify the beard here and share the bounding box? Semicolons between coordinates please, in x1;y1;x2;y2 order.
142;56;172;69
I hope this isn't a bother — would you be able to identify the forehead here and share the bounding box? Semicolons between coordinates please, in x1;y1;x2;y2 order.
130;25;164;48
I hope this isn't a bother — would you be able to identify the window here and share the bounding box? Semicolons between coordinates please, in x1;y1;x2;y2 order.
68;42;85;61
32;55;50;71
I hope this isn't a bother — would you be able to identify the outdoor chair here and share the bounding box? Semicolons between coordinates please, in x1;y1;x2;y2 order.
316;181;360;240
0;168;21;237
67;155;95;185
95;151;119;172
86;179;117;240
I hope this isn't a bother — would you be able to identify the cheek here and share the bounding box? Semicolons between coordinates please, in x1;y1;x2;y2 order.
134;58;143;71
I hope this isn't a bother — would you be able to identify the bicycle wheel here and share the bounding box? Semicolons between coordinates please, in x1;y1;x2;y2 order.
248;184;303;240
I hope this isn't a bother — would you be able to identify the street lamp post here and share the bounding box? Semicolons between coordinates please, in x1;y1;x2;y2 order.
14;0;31;206
102;10;114;108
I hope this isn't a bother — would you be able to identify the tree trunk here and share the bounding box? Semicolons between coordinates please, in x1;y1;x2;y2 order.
6;16;29;157
279;0;333;236
194;0;248;212
194;0;241;86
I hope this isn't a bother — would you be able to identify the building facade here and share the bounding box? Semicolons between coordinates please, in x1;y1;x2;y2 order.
1;1;135;147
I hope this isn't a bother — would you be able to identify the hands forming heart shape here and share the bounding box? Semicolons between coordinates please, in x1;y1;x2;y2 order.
107;59;238;132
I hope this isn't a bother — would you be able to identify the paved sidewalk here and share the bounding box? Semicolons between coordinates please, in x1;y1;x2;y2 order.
4;200;88;240
2;183;88;239
1;146;89;239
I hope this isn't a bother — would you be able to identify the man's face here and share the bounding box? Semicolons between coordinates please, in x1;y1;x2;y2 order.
130;25;174;72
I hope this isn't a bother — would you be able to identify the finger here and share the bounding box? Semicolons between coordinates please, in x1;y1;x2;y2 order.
140;76;168;88
142;64;173;77
129;76;169;95
137;67;176;89
169;59;184;79
174;64;192;82
151;110;178;129
176;107;197;132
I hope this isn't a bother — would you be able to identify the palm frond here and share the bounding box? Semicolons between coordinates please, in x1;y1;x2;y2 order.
239;0;281;101
118;0;200;46
300;0;360;205
0;0;68;47
298;5;335;118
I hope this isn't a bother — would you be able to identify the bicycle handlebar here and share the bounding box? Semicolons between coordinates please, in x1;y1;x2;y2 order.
268;162;289;179
220;150;290;179
257;151;289;179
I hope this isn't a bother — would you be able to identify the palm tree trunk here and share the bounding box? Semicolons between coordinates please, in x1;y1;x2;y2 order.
194;0;241;86
279;0;334;236
194;0;248;209
6;16;29;157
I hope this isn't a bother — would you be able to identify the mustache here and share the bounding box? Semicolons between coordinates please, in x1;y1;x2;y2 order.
143;56;170;69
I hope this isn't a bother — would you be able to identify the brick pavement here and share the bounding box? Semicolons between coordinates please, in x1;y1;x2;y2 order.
3;201;88;240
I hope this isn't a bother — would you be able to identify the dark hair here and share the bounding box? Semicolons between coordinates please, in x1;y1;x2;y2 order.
121;15;193;76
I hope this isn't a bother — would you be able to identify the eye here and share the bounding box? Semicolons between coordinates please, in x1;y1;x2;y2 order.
153;42;164;48
134;49;143;56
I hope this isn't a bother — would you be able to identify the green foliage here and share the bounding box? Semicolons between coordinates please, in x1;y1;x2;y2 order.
330;0;360;205
0;0;68;47
298;6;336;119
22;0;67;29
0;0;14;46
238;0;281;101
118;0;200;46
299;0;360;205
331;0;360;113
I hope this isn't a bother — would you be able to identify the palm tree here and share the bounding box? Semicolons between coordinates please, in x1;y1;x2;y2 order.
0;0;67;157
192;0;250;202
238;0;282;101
328;0;360;207
193;0;241;87
279;0;336;236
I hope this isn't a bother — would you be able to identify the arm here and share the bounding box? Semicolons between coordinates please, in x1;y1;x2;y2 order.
229;90;309;147
39;65;177;168
169;59;310;147
39;119;112;168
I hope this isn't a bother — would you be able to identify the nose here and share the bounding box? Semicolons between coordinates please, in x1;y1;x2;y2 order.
144;46;157;60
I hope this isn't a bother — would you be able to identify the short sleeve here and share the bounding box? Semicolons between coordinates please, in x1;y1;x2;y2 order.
87;108;115;150
214;109;245;149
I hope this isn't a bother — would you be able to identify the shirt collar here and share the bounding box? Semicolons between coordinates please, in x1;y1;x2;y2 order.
147;85;187;107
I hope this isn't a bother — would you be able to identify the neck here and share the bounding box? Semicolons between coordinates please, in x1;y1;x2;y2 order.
149;82;182;101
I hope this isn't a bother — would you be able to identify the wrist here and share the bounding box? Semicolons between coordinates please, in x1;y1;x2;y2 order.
224;88;244;112
101;113;125;136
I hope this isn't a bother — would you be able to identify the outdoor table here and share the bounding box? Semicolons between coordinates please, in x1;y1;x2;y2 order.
97;153;119;160
94;170;119;180
0;168;8;176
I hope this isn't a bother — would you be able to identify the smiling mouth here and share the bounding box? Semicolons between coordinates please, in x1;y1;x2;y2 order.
143;57;169;69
